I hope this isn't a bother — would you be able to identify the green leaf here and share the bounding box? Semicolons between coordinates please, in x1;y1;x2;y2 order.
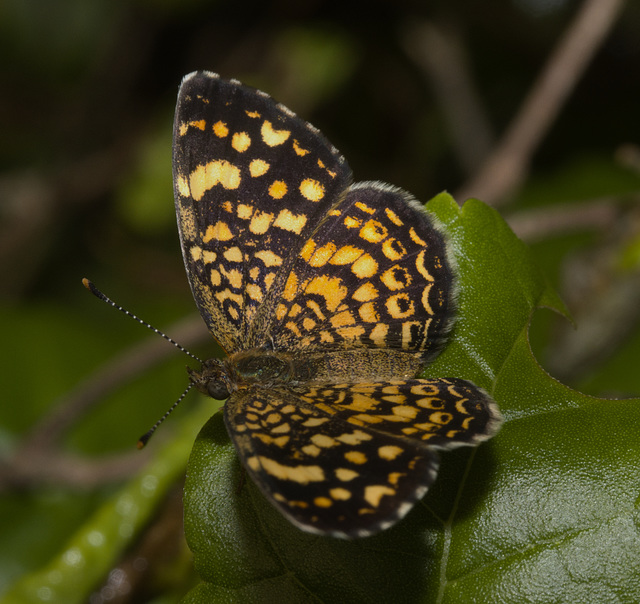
182;195;640;602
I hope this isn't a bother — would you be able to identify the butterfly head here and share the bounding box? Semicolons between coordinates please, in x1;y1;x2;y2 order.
188;358;231;400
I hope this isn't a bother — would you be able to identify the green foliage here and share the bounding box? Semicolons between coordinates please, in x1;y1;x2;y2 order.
2;403;213;604
180;196;640;602
3;194;639;602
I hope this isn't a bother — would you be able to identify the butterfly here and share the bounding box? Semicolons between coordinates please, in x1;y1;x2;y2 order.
171;71;501;538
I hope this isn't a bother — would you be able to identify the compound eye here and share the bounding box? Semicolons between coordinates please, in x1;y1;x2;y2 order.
207;380;229;400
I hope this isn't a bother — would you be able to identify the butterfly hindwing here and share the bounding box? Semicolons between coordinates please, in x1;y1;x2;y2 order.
294;377;501;449
265;183;456;360
224;386;439;538
223;378;500;537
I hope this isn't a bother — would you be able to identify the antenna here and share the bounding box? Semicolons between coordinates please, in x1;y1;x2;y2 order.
82;278;202;363
83;278;203;447
137;382;195;448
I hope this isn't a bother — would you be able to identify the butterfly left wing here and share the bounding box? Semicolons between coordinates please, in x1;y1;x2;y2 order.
172;71;351;353
224;378;500;538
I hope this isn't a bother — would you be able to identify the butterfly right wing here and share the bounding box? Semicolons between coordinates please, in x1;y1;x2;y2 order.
258;182;456;362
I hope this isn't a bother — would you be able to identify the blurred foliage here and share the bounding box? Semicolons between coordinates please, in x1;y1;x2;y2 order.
2;0;640;602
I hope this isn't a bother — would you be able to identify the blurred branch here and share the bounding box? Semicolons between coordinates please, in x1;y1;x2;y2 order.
0;450;151;491
91;486;186;603
616;143;640;174
549;270;640;383
546;201;640;382
455;0;626;205
0;313;210;491
403;21;494;176
507;196;622;243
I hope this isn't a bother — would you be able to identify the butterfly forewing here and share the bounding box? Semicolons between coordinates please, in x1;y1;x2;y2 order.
173;72;351;353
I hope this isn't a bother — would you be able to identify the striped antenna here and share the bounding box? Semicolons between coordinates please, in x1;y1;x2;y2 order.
82;278;202;363
83;278;203;448
137;382;195;448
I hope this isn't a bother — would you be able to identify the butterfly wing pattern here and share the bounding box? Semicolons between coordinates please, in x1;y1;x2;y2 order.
173;71;502;538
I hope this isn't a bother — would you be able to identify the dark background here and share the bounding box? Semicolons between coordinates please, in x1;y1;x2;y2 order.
2;1;639;301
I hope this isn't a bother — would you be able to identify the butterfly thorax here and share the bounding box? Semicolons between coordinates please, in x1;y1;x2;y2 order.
188;349;315;400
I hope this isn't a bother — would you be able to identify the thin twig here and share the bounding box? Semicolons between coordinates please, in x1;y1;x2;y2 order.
0;450;152;491
457;0;627;205
403;21;495;176
23;313;210;453
507;197;622;242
